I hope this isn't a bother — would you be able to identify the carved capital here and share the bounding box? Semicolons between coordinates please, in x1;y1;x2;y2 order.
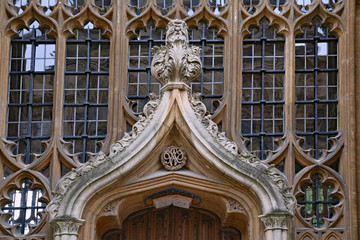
260;214;292;231
50;218;85;237
151;19;202;89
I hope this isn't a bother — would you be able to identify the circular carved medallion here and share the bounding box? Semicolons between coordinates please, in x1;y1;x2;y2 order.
160;146;187;171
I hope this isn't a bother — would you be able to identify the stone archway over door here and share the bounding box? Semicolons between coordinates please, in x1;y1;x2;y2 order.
113;206;241;240
47;20;295;240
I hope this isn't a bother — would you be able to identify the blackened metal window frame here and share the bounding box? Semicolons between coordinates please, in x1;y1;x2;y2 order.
127;22;224;114
295;22;338;160
7;24;55;164
241;20;285;160
63;25;110;163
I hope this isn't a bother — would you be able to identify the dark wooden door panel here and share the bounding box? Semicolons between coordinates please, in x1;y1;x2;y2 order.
121;206;241;240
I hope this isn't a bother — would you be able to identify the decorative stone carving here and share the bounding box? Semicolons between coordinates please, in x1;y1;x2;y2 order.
99;200;121;217
151;19;202;89
109;93;161;157
47;20;296;240
260;214;291;231
266;165;296;212
227;198;245;213
160;146;187;171
50;218;85;238
189;93;239;155
188;91;296;212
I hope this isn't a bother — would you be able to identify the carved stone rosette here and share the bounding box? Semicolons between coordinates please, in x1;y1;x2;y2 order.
151;19;202;91
160;146;187;171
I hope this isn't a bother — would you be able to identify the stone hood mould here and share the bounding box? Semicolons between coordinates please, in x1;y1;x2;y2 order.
46;19;295;231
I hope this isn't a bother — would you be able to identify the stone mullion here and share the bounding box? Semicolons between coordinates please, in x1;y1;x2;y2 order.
284;30;295;185
0;34;10;137
343;0;358;238
355;1;360;238
114;0;127;142
50;34;66;189
233;1;245;147
227;0;237;142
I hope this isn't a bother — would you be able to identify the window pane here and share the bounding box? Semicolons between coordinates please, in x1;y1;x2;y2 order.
6;24;54;164
63;26;109;163
295;20;338;160
241;18;285;160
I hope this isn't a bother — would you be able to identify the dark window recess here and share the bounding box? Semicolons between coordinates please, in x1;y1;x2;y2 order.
296;173;340;228
127;21;224;114
209;0;226;14
241;18;285;160
7;21;55;164
156;0;174;15
63;22;110;163
66;0;85;14
296;0;339;13
295;19;338;160
243;0;260;14
269;0;286;13
129;0;148;15
94;0;112;14
183;0;200;15
1;178;46;235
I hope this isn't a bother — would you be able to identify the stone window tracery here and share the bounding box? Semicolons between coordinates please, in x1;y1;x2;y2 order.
294;170;344;230
0;177;47;236
238;0;345;238
0;0;353;239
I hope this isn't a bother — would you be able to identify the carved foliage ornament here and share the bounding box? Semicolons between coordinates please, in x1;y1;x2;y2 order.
151;19;202;87
161;146;187;171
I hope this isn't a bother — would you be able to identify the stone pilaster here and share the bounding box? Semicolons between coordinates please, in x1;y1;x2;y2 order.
50;218;85;240
260;214;292;240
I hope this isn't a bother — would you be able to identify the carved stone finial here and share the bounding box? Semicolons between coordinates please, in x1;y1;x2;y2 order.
160;146;187;171
151;19;202;91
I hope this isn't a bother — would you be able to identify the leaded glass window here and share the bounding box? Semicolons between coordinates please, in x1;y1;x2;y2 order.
7;21;55;164
63;22;110;163
241;18;285;160
295;20;338;160
296;173;340;228
1;178;46;235
127;21;224;114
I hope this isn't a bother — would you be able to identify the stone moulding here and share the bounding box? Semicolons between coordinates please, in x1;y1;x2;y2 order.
46;19;295;240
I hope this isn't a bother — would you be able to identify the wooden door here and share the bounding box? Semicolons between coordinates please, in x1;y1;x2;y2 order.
120;206;241;240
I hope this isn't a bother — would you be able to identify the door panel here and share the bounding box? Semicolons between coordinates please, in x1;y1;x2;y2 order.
120;206;241;240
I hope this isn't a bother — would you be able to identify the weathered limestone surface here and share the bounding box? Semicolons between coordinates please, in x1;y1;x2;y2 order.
46;20;295;240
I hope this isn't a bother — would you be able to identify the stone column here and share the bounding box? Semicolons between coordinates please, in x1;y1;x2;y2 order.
50;218;85;240
260;214;292;240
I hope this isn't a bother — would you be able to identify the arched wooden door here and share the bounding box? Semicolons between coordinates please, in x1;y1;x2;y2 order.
111;206;241;240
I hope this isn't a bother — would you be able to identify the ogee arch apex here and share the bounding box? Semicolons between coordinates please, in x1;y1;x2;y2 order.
46;19;295;240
